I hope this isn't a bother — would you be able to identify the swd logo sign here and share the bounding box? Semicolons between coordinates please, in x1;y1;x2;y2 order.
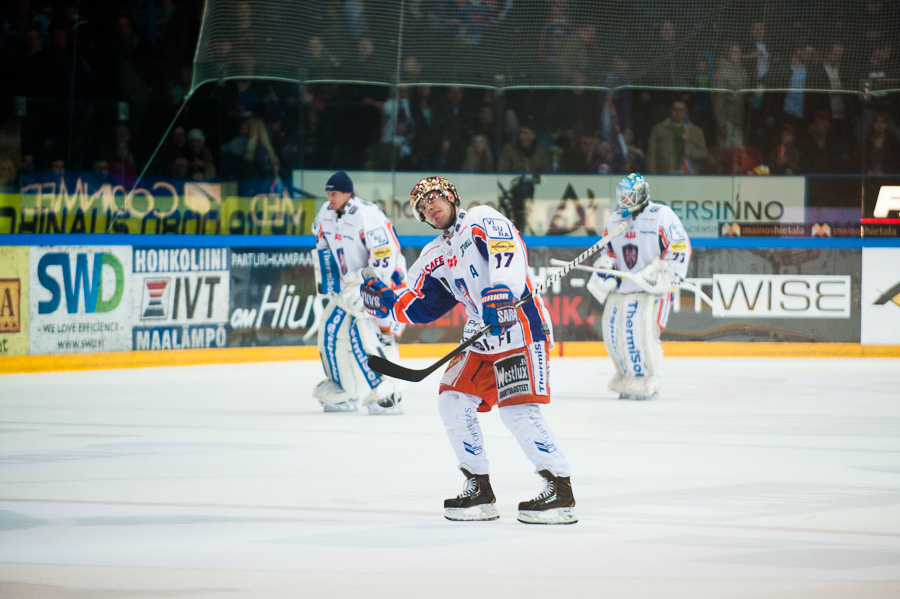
30;246;132;354
37;253;124;314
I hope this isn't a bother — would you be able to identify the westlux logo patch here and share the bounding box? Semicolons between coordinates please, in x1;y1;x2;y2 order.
493;354;532;401
0;279;20;333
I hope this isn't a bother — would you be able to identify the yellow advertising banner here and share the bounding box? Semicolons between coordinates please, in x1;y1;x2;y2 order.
0;246;29;356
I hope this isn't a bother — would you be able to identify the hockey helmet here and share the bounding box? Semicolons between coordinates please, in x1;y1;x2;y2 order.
616;173;650;214
409;176;460;222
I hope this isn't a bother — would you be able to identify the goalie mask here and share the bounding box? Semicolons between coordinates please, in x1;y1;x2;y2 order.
616;173;650;215
410;176;460;223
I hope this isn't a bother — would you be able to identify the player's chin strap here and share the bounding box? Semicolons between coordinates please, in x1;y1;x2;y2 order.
367;221;630;382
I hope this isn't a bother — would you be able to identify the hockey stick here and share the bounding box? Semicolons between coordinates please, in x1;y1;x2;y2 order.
367;221;630;382
551;259;715;306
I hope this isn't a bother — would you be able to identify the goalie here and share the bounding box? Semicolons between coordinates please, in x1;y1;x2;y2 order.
586;173;691;400
312;171;407;414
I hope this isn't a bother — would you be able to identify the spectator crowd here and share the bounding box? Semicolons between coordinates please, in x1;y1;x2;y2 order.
0;0;898;195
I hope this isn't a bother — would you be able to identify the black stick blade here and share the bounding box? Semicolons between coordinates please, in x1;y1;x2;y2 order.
367;355;436;382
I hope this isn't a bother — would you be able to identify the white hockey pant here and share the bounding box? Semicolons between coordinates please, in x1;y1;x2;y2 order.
438;391;570;478
315;300;402;405
602;292;667;396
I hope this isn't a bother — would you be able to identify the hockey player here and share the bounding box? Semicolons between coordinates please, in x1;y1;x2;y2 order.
586;173;691;400
312;170;407;414
360;175;577;525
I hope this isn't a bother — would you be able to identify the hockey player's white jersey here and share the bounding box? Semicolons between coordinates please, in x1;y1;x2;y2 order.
312;196;405;292
391;206;553;353
601;201;691;294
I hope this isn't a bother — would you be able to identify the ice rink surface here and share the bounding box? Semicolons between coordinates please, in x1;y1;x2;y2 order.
1;356;899;599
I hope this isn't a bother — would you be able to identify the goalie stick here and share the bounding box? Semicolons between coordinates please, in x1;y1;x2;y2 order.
550;258;715;306
367;221;630;382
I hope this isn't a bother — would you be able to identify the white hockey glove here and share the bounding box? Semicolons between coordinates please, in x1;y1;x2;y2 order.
586;255;618;304
637;258;678;295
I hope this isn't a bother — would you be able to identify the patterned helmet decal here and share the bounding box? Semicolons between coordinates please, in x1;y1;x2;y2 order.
409;176;459;222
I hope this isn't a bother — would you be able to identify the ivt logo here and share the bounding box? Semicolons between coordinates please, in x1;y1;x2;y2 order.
37;253;124;314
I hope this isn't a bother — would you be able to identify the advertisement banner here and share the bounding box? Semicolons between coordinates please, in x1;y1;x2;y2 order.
395;245;862;345
862;178;900;238
227;248;320;347
2;177;315;236
29;245;132;354
0;246;29;356
295;171;805;239
861;247;900;345
131;247;230;350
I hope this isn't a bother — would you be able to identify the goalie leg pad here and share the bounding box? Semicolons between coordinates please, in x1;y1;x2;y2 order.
317;302;385;401
439;390;490;475
603;292;664;397
499;403;571;477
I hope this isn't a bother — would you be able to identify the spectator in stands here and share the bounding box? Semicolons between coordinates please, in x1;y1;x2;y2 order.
713;43;749;166
859;41;900;144
0;156;18;192
185;128;216;180
801;109;850;174
458;0;495;46
601;55;633;145
538;0;571;69
109;139;138;185
129;0;159;47
170;155;190;179
558;22;599;83
462;134;495;173
767;123;801;175
769;42;816;133
810;42;857;149
560;130;599;174
649;20;686;90
434;86;473;171
158;125;188;174
88;155;115;188
688;52;715;148
745;21;773;115
371;87;415;170
862;111;900;174
498;124;551;174
611;128;647;175
647;97;709;174
408;86;440;171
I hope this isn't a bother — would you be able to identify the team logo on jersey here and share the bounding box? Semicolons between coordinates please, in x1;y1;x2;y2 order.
483;218;513;239
489;239;516;253
366;227;389;248
623;244;639;270
670;223;687;241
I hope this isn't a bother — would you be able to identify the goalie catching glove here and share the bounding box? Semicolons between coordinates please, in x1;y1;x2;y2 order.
586;255;619;304
480;285;517;336
637;258;678;295
361;276;397;318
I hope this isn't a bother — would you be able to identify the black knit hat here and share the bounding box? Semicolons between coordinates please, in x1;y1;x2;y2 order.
325;170;353;194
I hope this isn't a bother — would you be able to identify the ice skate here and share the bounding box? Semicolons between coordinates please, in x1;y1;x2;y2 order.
444;468;499;521
322;397;359;412
517;468;577;525
367;393;403;415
